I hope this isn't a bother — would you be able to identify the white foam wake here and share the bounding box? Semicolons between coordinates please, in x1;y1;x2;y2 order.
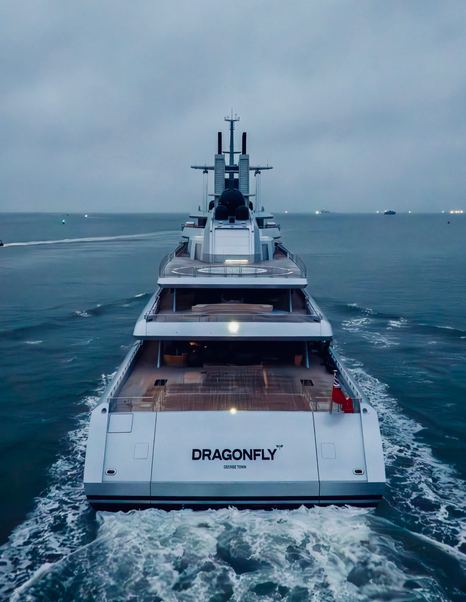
6;506;447;602
0;368;463;601
2;231;178;248
347;360;466;556
341;318;400;348
0;375;112;601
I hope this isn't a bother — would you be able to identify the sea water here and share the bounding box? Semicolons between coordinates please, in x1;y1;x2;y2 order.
0;212;465;601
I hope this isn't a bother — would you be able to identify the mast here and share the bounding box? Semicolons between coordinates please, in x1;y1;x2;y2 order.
190;115;273;204
225;111;239;186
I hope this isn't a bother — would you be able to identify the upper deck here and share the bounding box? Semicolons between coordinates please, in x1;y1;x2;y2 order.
133;288;333;340
158;242;307;288
156;120;308;289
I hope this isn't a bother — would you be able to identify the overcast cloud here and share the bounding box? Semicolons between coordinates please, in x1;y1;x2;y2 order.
1;0;465;213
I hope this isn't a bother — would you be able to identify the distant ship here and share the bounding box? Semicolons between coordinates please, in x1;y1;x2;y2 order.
84;117;386;510
383;210;396;215
315;209;331;215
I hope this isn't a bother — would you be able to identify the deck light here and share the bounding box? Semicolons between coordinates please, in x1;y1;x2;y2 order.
230;407;237;415
228;321;239;334
224;259;249;265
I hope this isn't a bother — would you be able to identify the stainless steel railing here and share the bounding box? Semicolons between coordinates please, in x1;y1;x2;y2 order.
158;244;307;279
275;243;307;278
103;342;142;401
145;312;321;323
143;289;161;320
303;290;323;320
329;348;365;410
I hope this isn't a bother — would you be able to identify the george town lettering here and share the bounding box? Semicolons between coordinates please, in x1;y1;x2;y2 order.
192;448;278;461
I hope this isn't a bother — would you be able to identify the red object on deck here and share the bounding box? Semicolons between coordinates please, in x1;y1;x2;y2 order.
332;373;354;413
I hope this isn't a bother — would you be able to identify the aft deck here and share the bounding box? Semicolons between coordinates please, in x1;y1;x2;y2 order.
110;341;340;413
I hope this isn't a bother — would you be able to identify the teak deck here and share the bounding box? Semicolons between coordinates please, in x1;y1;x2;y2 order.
111;342;337;413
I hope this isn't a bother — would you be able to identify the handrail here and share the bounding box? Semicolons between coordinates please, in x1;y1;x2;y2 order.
102;341;142;402
275;243;307;278
158;264;306;278
158;250;176;278
145;312;321;323
329;348;366;408
143;289;162;319
303;290;323;320
158;243;189;278
108;396;157;413
158;248;308;279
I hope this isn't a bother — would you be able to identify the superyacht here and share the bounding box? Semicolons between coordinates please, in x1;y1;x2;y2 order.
84;116;385;510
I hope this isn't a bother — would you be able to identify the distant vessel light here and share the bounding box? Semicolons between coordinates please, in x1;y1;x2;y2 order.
230;408;237;415
228;321;239;334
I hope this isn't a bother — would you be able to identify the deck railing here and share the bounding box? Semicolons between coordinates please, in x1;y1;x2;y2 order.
143;284;320;323
145;311;321;323
109;396;158;413
158;245;187;278
330;348;365;411
303;290;323;320
158;244;307;279
143;289;162;320
103;342;142;401
275;243;307;278
108;390;336;413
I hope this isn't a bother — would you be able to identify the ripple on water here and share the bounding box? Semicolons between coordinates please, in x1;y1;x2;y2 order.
348;362;466;556
8;508;449;602
0;370;464;601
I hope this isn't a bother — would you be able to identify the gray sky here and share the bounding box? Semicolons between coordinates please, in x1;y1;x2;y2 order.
1;1;465;213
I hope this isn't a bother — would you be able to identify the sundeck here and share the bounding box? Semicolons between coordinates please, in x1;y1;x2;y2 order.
84;116;385;510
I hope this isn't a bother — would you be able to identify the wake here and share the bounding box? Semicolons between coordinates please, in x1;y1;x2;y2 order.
347;360;466;556
1;365;465;600
2;231;178;248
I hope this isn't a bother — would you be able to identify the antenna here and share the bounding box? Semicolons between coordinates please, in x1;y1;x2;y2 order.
255;169;262;210
202;167;209;211
224;111;240;184
191;116;273;203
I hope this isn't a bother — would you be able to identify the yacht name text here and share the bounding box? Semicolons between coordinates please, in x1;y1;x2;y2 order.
192;448;280;461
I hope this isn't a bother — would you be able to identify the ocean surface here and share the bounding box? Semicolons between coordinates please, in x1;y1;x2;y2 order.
0;212;465;601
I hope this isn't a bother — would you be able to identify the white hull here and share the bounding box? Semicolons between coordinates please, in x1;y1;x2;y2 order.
83;118;385;510
84;348;385;511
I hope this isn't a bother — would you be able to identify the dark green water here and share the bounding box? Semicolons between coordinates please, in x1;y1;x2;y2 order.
0;212;465;601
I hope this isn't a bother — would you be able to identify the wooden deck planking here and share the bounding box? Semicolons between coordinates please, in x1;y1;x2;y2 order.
115;355;335;412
